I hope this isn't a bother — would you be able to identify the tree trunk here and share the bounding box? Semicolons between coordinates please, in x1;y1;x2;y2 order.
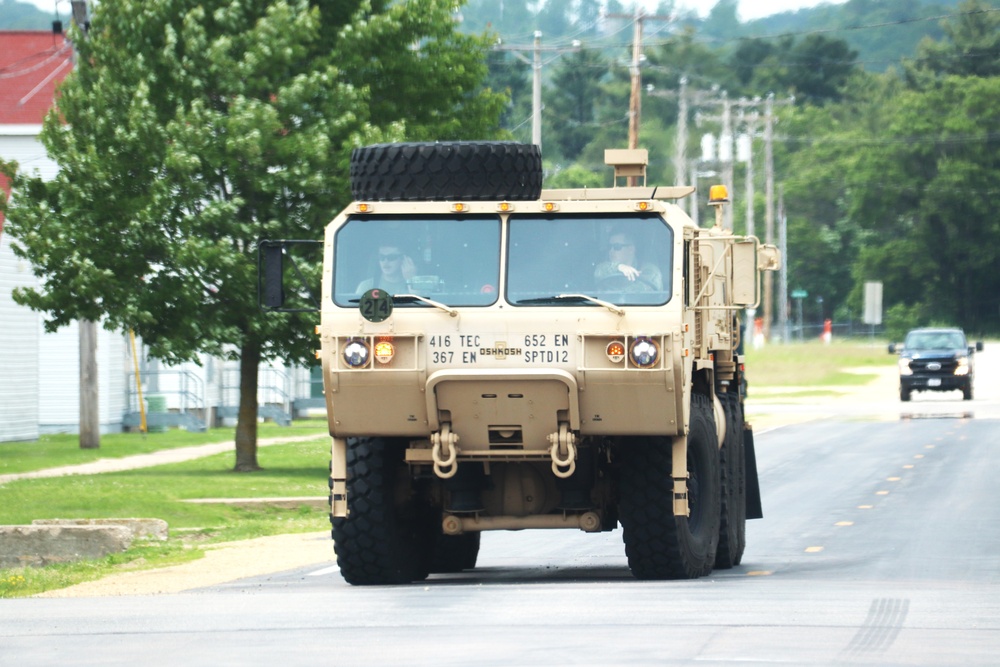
79;319;100;449
234;336;262;472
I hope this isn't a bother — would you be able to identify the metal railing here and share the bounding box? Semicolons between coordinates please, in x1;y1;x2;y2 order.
124;369;207;431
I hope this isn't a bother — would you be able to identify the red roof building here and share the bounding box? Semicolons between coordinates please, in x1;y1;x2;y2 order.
0;30;73;234
0;30;71;124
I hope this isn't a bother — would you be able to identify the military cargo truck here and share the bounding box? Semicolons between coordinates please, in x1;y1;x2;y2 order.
262;141;780;584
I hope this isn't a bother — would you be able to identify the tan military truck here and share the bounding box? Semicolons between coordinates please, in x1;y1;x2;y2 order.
262;141;779;584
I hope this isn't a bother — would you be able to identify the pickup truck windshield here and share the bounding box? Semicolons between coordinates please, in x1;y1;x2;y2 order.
904;331;966;350
507;213;673;307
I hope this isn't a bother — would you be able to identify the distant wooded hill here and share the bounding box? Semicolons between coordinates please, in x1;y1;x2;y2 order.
3;0;994;71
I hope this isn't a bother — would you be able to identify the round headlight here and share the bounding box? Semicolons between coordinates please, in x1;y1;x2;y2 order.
342;340;370;367
630;337;659;368
373;340;395;364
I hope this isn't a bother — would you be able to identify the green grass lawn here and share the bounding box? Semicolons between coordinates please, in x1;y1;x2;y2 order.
743;339;894;388
0;419;328;476
0;431;331;597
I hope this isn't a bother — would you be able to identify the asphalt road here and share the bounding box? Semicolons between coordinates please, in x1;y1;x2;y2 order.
2;350;998;666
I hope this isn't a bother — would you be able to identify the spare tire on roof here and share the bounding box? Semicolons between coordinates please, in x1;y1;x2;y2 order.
350;141;543;202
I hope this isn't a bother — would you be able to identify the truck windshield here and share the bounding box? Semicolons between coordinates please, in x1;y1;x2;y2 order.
333;215;502;307
507;213;673;306
905;331;966;350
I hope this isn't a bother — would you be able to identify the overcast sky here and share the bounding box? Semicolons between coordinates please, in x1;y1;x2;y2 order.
23;0;849;22
678;0;847;21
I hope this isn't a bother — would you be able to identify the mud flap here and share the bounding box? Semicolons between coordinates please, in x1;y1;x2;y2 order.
744;426;763;520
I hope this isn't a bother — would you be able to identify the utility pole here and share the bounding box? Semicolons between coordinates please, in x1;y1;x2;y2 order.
673;77;687;187
494;33;579;151
695;91;744;230
720;92;734;230
778;185;790;343
628;13;642;150
740;106;761;239
763;93;776;341
69;0;99;449
606;9;672;151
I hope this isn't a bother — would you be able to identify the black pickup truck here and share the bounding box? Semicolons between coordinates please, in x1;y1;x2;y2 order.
889;328;983;402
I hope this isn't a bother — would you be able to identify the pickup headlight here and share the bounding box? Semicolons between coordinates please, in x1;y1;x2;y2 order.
954;356;970;376
898;358;913;376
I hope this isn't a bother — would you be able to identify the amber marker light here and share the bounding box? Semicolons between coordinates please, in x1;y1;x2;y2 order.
451;202;467;213
542;202;559;212
373;340;395;364
708;184;729;204
497;202;513;212
635;201;650;211
606;340;626;363
356;203;373;213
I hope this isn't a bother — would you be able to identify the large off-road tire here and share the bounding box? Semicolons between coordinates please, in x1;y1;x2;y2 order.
963;382;973;401
900;386;911;402
350;141;543;202
331;437;431;585
618;394;722;579
715;391;747;569
429;532;481;574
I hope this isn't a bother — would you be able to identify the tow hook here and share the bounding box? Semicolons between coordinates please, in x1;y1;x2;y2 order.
430;424;459;479
547;423;577;478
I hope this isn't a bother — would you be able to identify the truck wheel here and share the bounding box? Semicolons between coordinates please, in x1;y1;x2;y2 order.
331;437;431;585
350;141;543;202
963;384;973;401
900;386;911;402
618;394;721;579
715;392;746;569
429;532;481;573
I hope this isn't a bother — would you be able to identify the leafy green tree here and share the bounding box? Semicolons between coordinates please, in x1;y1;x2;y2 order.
2;0;505;471
907;0;1000;80
728;35;858;105
546;47;610;161
846;75;1000;331
485;50;532;140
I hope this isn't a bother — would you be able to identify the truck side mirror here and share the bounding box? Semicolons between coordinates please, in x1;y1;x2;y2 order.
731;241;757;306
261;243;285;308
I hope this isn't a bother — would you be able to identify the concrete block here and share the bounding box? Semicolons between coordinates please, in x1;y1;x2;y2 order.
0;525;133;568
31;518;169;541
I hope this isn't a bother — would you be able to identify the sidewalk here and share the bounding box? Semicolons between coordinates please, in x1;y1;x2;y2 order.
0;434;327;486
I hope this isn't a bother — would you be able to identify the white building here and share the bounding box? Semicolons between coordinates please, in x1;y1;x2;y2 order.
1;31;320;442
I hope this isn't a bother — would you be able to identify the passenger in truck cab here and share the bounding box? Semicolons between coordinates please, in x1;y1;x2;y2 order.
356;243;417;295
593;229;663;291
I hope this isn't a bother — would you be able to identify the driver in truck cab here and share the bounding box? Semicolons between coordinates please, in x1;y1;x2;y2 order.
355;243;417;295
593;228;663;291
